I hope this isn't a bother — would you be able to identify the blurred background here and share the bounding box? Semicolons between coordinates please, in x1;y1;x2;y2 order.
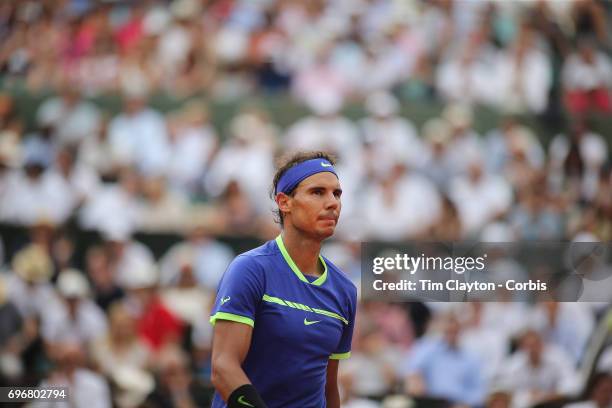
0;0;611;407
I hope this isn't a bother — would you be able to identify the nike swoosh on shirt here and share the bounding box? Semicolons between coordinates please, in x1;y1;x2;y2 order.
238;396;254;407
221;296;231;305
304;318;321;325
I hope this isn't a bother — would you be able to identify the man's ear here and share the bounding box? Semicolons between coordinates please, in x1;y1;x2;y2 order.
276;193;291;216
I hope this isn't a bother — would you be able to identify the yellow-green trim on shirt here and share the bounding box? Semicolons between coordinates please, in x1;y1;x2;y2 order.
275;235;328;286
210;312;255;327
329;352;351;360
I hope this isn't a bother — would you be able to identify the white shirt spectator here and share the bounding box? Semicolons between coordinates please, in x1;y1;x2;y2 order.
497;344;577;408
160;239;234;290
449;164;513;236
445;130;485;175
113;240;157;290
285;113;361;166
436;49;497;106
562;51;612;92
360;115;426;172
530;303;594;364
2;169;75;225
493;46;552;113
485;124;545;174
362;169;442;240
78;132;117;177
34;369;111;408
108;106;169;174
41;299;108;345
157;23;192;76
36;96;101;145
205;141;274;214
548;130;608;200
6;274;62;319
79;184;140;233
167;124;217;194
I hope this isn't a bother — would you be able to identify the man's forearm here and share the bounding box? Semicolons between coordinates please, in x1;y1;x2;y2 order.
211;358;252;401
325;384;340;408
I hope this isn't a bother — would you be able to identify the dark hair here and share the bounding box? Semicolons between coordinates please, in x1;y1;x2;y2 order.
270;151;337;226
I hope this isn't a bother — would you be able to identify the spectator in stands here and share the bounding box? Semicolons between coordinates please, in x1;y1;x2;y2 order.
496;329;577;408
484;116;545;175
34;341;111;408
360;92;425;173
6;244;60;320
146;346;213;408
340;323;399;402
493;26;552;114
459;302;509;383
165;101;218;197
41;269;108;349
120;258;183;352
530;302;594;365
36;85;101;146
107;89;169;175
79;167;141;233
205;111;275;214
138;175;190;233
91;302;151;378
510;185;565;241
564;372;612;408
562;37;612;115
285;90;361;167
3;145;73;226
401;311;487;406
420;118;454;191
85;245;124;312
436;33;496;106
442;104;484;175
159;222;233;290
54;144;100;208
362;162;442;241
449;155;513;237
160;251;213;326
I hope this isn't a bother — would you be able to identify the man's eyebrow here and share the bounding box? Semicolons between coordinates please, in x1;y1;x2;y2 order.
306;186;342;193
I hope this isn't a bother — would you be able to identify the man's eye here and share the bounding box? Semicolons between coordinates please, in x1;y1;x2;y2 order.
334;191;342;198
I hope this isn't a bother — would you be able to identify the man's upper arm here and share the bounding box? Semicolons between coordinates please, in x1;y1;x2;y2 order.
212;320;254;365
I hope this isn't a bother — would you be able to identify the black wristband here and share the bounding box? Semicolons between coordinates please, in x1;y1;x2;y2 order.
227;384;268;408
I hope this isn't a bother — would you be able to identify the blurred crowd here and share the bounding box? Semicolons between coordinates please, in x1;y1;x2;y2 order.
0;0;612;407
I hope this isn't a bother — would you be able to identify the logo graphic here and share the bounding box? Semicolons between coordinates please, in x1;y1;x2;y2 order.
238;396;254;407
221;296;231;305
321;162;332;167
304;318;321;326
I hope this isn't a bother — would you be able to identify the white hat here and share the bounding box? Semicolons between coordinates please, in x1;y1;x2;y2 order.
12;245;53;284
57;269;90;298
122;259;159;290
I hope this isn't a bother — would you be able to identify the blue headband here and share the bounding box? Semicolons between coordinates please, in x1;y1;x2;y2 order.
275;159;338;195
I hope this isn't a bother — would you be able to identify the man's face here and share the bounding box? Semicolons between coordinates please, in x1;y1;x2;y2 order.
280;172;342;239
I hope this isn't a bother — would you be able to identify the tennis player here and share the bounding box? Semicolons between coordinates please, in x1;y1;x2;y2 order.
209;151;357;408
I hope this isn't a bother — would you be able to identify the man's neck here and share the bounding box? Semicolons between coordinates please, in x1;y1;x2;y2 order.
281;228;323;277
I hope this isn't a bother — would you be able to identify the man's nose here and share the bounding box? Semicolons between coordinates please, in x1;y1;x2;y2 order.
325;192;340;209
